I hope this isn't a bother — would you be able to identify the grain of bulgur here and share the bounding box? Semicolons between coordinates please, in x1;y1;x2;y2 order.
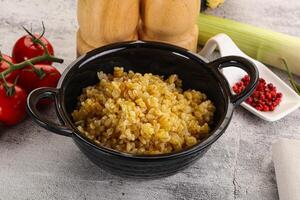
72;67;215;155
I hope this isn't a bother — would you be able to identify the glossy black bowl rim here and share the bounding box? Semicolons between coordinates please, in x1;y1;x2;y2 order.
28;40;258;160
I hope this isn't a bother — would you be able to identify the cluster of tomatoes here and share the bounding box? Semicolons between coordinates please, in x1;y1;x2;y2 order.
0;33;61;126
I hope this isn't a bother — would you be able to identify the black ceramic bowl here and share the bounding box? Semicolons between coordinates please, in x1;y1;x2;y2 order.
27;41;258;178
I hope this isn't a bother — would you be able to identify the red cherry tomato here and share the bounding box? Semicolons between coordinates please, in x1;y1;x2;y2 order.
0;83;27;126
18;64;61;92
12;34;54;64
0;54;20;82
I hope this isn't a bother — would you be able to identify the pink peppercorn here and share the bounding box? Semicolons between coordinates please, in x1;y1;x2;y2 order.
232;75;283;112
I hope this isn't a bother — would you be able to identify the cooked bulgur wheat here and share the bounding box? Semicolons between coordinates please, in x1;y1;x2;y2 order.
72;67;215;155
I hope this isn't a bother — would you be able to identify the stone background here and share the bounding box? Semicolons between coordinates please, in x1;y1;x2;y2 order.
0;0;300;199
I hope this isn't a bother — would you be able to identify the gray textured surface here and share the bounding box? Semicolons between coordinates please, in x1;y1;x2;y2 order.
0;0;300;200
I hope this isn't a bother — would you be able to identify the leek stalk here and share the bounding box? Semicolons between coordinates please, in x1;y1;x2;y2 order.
197;14;300;76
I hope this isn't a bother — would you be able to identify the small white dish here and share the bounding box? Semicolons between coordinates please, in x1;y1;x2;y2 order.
199;34;300;122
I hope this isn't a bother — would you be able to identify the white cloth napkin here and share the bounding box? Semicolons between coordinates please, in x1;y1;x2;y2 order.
272;138;300;200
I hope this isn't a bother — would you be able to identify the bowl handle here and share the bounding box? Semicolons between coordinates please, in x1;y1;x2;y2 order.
26;87;72;137
209;56;259;106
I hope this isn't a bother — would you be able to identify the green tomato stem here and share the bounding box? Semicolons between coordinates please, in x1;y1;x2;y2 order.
0;73;14;96
22;24;50;55
27;61;46;79
0;54;63;81
0;53;14;66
